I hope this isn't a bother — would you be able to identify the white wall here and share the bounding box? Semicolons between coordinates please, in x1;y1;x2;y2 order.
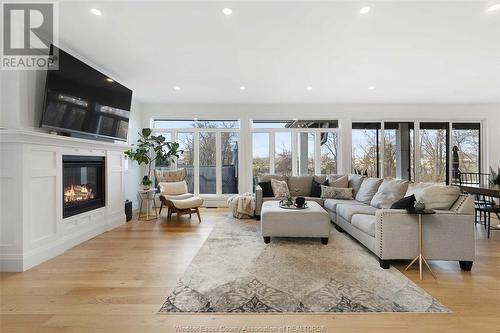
141;103;500;192
0;69;143;210
123;101;143;209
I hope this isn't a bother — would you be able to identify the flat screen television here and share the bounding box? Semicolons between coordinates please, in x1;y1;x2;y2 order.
40;45;132;142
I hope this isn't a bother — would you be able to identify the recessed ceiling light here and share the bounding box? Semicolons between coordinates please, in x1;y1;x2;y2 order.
90;8;102;16
368;86;375;90
222;8;232;15
105;78;114;82
487;3;500;11
239;86;246;91
360;6;371;14
306;86;313;91
174;86;181;91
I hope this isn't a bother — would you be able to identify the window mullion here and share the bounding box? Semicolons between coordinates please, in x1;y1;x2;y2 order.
216;132;222;195
315;131;321;175
269;132;275;174
194;131;200;195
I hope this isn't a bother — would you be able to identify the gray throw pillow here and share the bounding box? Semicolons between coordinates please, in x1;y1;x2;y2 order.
355;177;383;204
370;179;409;208
321;186;353;199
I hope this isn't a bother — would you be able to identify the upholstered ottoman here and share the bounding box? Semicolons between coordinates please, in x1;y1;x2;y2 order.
260;201;331;244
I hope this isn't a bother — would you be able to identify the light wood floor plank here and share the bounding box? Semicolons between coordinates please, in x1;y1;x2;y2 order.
1;209;499;332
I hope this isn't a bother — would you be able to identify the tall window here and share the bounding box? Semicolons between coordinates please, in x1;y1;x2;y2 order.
252;133;270;180
352;123;380;177
452;123;480;174
152;119;239;195
320;132;338;174
199;132;216;194
297;132;315;175
221;132;239;194
384;122;414;180
418;122;449;184
251;120;339;181
275;132;292;175
177;132;195;193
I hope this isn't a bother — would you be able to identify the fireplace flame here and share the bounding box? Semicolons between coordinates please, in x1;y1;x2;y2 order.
64;184;94;204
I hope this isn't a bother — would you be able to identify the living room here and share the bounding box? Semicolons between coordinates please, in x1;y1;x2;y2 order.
1;1;499;332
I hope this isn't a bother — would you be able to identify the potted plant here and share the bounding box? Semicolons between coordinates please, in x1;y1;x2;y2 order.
125;128;183;190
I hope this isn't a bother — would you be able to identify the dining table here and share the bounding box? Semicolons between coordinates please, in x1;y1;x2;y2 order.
458;183;500;236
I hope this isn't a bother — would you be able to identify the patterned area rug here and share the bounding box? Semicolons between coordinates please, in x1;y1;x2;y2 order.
159;214;448;313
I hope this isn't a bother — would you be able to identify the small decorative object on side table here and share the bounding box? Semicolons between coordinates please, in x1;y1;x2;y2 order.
405;207;436;280
138;189;158;221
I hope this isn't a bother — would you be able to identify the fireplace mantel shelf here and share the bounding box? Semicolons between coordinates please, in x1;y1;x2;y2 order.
0;129;132;150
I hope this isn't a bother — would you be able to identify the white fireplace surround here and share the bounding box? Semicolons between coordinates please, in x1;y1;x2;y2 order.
0;129;129;272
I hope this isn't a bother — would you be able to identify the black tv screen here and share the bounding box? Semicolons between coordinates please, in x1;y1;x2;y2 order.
40;45;132;141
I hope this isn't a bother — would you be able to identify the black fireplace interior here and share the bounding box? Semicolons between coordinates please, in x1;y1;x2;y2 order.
63;155;105;218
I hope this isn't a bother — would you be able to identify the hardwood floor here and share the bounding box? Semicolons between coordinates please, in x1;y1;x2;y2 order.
1;209;499;333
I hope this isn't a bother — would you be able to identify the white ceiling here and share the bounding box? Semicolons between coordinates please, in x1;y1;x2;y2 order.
56;1;500;104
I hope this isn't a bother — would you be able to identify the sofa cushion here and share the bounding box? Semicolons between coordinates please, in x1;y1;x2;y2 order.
258;181;274;197
324;198;364;212
336;204;377;222
287;176;313;197
351;214;376;237
310;178;328;197
355;177;383;204
406;183;461;210
348;174;366;196
321;186;353;199
271;179;290;197
259;174;288;183
370;179;409;208
313;175;327;184
327;174;348;188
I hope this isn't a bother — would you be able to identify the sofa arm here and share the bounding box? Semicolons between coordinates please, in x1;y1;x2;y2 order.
255;185;263;216
375;209;475;261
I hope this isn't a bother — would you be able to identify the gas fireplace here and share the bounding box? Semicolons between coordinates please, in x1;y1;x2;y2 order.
63;155;105;218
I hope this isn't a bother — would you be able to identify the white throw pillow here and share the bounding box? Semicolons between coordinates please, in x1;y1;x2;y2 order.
159;181;188;195
407;183;461;210
370;179;409;208
327;174;349;188
321;186;353;199
355;177;383;204
271;179;290;197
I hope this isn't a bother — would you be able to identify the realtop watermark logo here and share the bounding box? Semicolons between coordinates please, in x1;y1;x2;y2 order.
1;1;58;70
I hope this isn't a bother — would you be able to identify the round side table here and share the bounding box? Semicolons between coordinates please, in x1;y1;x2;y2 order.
138;189;158;221
405;208;436;280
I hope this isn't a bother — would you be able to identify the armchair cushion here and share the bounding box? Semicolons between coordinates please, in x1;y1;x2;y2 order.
159;181;188;195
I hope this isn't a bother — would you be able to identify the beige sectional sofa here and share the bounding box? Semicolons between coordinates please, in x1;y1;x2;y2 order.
255;174;476;270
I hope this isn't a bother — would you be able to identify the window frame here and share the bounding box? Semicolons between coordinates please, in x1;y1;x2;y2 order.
250;120;341;178
151;119;240;197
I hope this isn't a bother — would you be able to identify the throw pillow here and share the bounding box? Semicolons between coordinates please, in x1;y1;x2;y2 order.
406;183;461;210
321;186;353;199
310;179;329;198
390;194;416;209
271;179;290;197
327;174;349;188
355;177;383;204
348;174;366;196
258;181;274;197
370;178;409;208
